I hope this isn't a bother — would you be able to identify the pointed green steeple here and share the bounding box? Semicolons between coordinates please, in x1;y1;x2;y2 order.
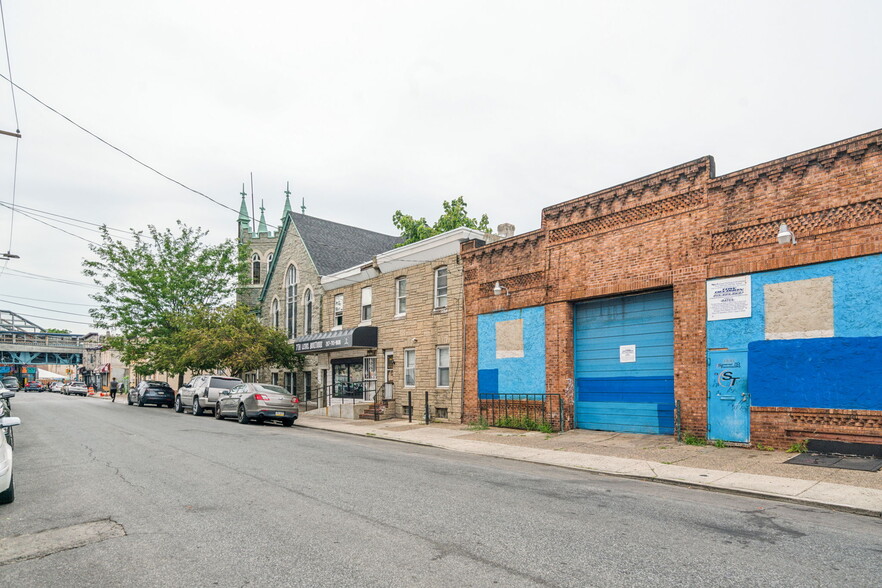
281;181;293;222
238;184;250;228
257;200;268;235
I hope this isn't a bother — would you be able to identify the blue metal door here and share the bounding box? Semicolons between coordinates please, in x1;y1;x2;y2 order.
707;350;750;443
573;290;675;434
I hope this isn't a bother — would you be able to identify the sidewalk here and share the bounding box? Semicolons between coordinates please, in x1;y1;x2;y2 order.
295;413;882;517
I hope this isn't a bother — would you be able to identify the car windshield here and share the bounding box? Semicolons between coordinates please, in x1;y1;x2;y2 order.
253;384;290;396
71;382;84;386
210;378;241;390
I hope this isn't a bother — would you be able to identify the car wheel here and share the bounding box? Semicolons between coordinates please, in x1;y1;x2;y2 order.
282;418;294;427
4;427;13;449
193;396;204;416
237;405;249;425
174;396;183;413
138;397;144;407
0;473;14;504
214;403;224;420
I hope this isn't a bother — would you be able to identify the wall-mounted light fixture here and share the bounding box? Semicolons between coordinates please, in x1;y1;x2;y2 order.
776;223;796;245
493;281;510;296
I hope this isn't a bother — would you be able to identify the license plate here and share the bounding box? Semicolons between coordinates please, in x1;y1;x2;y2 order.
274;412;284;417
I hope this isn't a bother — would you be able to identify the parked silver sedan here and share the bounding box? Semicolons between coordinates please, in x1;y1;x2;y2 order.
215;383;299;427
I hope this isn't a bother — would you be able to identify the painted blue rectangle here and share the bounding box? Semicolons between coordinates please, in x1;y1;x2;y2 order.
748;337;882;410
477;306;546;397
477;369;499;400
576;376;674;403
574;402;675;435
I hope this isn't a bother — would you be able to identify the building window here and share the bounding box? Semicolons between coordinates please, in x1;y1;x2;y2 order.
434;266;448;309
286;266;297;338
251;253;261;284
436;345;450;387
396;277;407;315
285;371;298;396
404;348;415;387
334;294;344;327
271;372;279;386
303;371;312;400
272;298;280;330
304;288;313;335
361;287;372;322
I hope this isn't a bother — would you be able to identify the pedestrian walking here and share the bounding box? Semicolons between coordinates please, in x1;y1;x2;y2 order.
110;377;118;402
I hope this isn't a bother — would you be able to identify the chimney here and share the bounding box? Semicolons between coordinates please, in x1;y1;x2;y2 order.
497;223;515;239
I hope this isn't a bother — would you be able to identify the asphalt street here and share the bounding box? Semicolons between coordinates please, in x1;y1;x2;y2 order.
1;392;880;587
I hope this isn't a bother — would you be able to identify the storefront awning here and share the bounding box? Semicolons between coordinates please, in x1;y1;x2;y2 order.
293;326;378;353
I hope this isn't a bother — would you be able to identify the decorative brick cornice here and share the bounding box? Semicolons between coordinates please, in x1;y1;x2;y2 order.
712;128;882;196
548;189;705;244
461;230;545;262
542;157;712;227
711;197;882;253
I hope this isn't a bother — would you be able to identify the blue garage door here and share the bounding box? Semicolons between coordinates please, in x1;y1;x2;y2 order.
574;290;675;434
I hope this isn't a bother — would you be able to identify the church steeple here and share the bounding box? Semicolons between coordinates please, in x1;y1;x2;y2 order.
257;200;268;235
281;181;293;222
238;185;251;235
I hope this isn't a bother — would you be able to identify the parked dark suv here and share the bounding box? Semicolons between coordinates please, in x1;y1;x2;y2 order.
129;381;175;408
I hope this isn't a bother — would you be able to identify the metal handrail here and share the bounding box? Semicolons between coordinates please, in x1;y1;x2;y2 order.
478;393;566;432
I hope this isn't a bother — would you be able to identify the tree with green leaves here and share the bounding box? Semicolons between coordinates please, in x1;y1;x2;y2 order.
83;222;248;384
171;304;304;375
392;196;491;246
46;328;71;334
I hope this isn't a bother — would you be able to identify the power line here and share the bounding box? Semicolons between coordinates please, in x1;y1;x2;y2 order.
3;267;99;288
0;202;135;245
0;0;18;131
0;297;93;318
0;292;94;307
0;200;136;240
0;72;278;231
0;309;93;326
0;203;100;245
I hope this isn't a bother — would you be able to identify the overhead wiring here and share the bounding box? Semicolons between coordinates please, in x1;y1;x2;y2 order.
1;309;93;326
0;72;278;232
0;292;95;306
0;200;136;238
0;0;20;258
2;267;100;288
0;297;93;318
0;202;135;244
0;203;100;245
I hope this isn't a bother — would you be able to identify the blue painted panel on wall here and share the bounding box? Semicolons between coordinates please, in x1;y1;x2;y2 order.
749;337;882;410
477;369;499;399
707;254;882;349
477;306;546;397
574;290;675;434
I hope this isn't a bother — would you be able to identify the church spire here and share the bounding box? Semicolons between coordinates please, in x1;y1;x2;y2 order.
238;184;250;228
257;200;268;235
282;181;293;222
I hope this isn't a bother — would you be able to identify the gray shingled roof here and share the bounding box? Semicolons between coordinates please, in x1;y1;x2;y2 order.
289;212;402;275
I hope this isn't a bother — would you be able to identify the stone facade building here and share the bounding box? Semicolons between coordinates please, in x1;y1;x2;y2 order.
295;228;495;422
461;128;882;448
237;191;400;396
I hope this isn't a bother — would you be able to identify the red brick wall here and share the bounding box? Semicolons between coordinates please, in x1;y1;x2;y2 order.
462;128;882;443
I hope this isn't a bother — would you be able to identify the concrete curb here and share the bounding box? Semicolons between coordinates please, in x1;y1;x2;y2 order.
294;418;882;518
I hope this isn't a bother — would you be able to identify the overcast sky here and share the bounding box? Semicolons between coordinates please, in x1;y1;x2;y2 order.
0;1;880;332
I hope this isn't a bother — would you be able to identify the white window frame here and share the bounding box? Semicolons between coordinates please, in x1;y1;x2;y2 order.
361;286;372;322
395;277;407;316
434;266;448;309
334;293;344;328
436;345;450;388
286;265;298;338
404;348;416;388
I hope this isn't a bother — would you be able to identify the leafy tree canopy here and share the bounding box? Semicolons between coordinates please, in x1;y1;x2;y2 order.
171;305;304;375
392;196;490;246
83;222;248;377
46;328;71;334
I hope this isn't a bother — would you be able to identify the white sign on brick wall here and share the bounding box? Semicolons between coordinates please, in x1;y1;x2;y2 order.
707;275;752;321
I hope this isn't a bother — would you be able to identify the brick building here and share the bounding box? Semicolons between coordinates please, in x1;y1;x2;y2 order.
295;228;496;422
461;128;882;448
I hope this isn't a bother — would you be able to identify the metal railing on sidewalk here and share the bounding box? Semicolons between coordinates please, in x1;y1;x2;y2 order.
478;393;566;432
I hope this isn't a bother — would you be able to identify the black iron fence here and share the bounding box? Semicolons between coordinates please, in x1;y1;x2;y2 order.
478;393;566;432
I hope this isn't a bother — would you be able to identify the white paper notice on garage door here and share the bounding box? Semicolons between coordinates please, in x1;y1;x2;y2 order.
707;275;751;321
